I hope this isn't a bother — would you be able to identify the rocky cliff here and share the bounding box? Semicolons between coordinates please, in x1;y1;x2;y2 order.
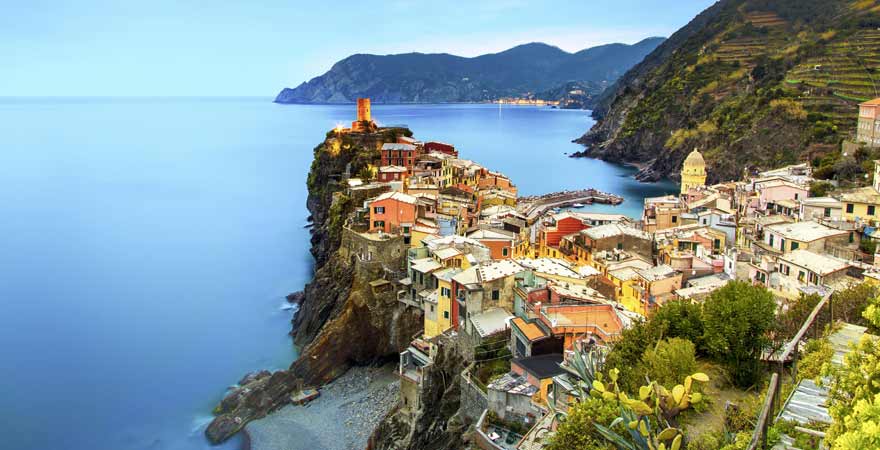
206;128;423;444
274;39;665;105
368;335;468;450
575;0;880;183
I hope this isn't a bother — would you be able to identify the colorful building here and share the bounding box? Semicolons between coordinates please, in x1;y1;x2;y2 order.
680;149;707;194
424;267;462;338
857;98;880;147
381;143;420;173
369;191;417;234
467;227;516;259
378;165;408;183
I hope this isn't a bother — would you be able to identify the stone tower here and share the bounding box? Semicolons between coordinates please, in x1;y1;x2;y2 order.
357;98;371;123
680;149;707;194
351;98;374;132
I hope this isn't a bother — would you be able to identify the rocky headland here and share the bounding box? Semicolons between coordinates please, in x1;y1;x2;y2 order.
206;128;423;445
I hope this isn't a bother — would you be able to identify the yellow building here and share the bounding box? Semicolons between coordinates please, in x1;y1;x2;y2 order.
423;268;460;338
680;149;707;194
840;161;880;223
840;187;880;222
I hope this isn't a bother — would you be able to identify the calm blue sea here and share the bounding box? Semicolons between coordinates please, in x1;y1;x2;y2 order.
0;98;676;450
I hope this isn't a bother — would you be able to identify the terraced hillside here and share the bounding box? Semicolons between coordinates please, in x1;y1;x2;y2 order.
787;29;880;130
577;0;880;183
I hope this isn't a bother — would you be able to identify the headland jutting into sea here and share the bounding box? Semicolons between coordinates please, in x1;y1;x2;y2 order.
206;98;626;447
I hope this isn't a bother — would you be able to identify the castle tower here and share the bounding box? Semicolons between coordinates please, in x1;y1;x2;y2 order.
680;149;707;194
357;98;371;123
351;98;374;132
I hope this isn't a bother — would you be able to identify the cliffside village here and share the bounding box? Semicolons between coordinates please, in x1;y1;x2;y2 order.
331;98;880;450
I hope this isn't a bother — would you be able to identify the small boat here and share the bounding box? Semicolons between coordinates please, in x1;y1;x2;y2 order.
572;203;585;208
291;388;320;405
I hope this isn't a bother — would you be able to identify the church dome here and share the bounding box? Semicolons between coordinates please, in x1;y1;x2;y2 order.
684;149;705;167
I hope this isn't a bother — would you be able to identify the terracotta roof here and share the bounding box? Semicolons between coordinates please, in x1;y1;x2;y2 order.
511;317;547;342
860;98;880;106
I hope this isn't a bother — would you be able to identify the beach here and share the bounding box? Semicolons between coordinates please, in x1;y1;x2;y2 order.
245;364;399;450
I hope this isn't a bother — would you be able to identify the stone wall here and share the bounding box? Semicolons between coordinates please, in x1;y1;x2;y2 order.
340;227;407;275
459;363;489;424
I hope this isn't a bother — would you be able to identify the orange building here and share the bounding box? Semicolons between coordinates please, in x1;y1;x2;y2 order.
512;280;627;356
467;227;516;259
477;171;518;195
540;213;590;248
377;165;408;183
369;191;417;234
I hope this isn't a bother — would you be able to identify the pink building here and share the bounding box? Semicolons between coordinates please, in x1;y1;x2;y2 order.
754;179;808;212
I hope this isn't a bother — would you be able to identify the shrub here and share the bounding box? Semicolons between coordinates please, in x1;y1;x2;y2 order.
639;338;699;388
809;180;833;197
545;397;618;450
701;282;776;388
798;338;833;382
652;300;705;350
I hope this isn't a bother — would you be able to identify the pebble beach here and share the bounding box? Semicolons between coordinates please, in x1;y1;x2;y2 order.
245;364;400;450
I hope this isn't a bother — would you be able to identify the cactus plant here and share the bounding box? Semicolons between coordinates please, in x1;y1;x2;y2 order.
589;368;708;450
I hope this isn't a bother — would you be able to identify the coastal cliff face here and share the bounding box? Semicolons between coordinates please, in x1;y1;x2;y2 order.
206;129;423;444
575;0;880;183
369;336;468;450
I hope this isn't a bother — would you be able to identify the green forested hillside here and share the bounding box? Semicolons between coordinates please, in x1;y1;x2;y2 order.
576;0;880;183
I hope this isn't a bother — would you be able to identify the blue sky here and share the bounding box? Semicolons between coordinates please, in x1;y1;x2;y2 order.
2;0;716;96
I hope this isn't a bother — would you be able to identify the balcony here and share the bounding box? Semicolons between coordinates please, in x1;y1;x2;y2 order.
398;290;422;309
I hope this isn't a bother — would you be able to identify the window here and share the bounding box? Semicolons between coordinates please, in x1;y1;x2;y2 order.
671;216;678;224
402;226;410;234
769;234;775;246
791;241;799;251
617;242;623;250
798;271;806;282
373;206;385;214
443;311;449;319
847;203;854;214
492;290;500;300
714;239;721;249
502;247;509;257
441;287;451;297
430;305;434;312
824;207;831;218
869;205;876;216
373;220;385;229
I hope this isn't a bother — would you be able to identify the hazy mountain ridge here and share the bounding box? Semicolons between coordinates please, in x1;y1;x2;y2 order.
274;38;665;104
